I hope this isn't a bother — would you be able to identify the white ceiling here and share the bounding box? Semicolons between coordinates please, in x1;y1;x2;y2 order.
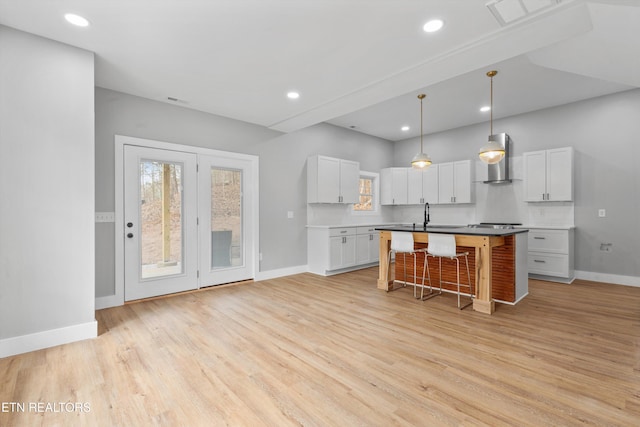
0;0;637;141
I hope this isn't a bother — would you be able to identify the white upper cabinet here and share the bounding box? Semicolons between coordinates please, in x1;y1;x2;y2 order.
380;168;408;205
523;147;573;202
307;155;360;204
438;160;472;204
407;165;439;205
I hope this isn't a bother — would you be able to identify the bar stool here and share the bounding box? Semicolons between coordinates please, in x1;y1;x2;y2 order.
386;231;432;299
425;234;473;309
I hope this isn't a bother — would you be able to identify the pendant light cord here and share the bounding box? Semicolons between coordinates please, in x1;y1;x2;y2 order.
487;70;497;136
490;74;493;135
420;96;423;151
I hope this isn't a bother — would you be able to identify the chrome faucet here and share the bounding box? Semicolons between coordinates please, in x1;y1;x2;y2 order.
423;202;430;229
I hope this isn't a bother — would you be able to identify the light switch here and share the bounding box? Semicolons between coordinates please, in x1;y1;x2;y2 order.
287;211;294;219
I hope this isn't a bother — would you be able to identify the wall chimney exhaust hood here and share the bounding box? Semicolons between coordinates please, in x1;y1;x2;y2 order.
484;133;511;184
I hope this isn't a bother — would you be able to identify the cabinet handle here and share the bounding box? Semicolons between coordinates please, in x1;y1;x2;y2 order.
534;259;546;263
342;237;347;244
340;230;347;234
370;234;373;241
534;237;546;240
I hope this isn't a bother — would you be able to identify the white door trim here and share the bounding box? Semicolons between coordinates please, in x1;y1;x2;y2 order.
113;135;259;307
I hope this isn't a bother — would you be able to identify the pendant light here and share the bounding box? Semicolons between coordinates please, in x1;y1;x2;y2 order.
411;94;432;169
479;70;505;164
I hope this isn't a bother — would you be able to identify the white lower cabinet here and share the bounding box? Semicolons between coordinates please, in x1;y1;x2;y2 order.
356;226;379;265
308;225;380;276
527;227;574;283
329;229;357;270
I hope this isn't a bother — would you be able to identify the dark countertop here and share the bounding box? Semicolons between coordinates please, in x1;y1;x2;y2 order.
375;225;528;237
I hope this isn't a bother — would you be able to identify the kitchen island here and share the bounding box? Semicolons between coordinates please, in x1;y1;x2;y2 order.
376;225;528;314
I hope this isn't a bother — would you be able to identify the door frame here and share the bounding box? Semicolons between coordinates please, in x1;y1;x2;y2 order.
113;135;259;306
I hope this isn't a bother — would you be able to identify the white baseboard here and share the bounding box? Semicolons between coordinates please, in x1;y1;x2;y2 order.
0;320;98;359
95;294;124;310
574;270;640;288
254;265;308;281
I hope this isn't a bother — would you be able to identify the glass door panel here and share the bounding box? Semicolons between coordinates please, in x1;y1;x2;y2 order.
140;161;183;279
211;168;243;269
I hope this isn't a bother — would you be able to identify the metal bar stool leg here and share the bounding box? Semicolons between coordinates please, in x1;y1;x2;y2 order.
421;253;440;300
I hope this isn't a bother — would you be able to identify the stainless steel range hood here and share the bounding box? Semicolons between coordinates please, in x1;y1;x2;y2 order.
484;133;511;184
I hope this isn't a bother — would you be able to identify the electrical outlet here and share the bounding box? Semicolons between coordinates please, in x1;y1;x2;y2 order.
600;243;612;253
598;209;606;218
287;211;294;219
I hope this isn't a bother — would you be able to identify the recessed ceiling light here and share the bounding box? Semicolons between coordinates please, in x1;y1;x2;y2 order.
480;106;491;112
401;126;410;132
287;92;300;99
423;19;444;33
64;13;90;27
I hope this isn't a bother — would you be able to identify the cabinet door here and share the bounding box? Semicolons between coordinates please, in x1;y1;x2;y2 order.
453;161;471;203
391;168;408;205
422;164;439;204
317;156;341;203
368;232;379;262
381;168;408;205
380;169;393;205
438;162;455;204
523;150;547;202
329;235;356;269
343;235;357;267
407;168;424;204
329;236;343;269
356;234;371;264
546;148;573;201
339;160;360;204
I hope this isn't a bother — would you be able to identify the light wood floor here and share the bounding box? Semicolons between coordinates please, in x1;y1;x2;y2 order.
2;267;640;426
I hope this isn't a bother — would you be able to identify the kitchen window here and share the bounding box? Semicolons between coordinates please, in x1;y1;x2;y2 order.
353;171;379;214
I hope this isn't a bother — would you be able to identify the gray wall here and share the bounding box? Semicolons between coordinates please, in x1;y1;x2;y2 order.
95;88;393;297
393;88;640;278
0;26;95;340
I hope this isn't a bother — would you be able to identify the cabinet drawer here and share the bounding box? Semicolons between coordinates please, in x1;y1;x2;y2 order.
528;229;569;253
329;227;356;237
356;226;377;235
528;252;569;277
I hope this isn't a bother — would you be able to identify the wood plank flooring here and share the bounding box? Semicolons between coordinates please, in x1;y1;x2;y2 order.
2;268;640;426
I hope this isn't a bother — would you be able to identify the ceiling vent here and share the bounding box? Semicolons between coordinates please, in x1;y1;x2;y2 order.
486;0;562;26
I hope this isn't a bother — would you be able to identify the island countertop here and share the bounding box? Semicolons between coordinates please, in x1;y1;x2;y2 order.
375;225;529;236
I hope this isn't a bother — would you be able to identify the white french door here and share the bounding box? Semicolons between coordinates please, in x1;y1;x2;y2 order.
120;139;257;302
198;154;254;287
124;146;199;300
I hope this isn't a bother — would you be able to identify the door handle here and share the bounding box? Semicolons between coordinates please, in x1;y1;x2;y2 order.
127;233;134;238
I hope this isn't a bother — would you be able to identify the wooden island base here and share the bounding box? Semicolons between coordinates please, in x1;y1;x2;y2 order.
377;229;527;314
392;236;516;303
